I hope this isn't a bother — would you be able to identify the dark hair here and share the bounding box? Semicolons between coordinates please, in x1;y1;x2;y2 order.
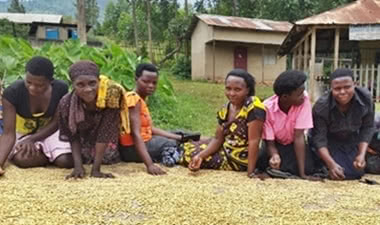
273;70;307;96
330;68;354;82
68;60;99;81
225;68;256;96
25;56;54;80
135;63;158;79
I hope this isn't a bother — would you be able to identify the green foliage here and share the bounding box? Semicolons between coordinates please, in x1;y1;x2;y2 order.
170;55;191;79
0;36;179;129
73;0;100;26
0;36;34;86
0;19;29;39
0;35;175;98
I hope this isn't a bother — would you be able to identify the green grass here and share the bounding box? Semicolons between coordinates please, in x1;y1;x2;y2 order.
153;77;273;136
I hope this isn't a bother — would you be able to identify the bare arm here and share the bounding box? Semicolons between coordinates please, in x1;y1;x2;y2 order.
266;140;281;169
198;125;224;159
318;147;345;180
23;110;60;143
66;139;85;179
0;99;17;171
293;129;306;177
353;142;368;170
188;125;224;171
247;120;263;176
91;142;114;178
129;102;165;175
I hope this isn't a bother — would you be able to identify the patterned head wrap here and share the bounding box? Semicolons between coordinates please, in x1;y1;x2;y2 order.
68;60;99;81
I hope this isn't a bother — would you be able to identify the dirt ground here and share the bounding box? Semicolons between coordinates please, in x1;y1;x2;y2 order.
1;163;380;225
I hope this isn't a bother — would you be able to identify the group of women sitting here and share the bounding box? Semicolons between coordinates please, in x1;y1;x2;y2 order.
0;56;378;181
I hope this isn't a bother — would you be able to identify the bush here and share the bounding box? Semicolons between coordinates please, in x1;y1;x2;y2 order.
0;36;178;129
170;55;191;79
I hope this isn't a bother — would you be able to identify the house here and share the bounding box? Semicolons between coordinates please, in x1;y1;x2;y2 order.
278;0;380;101
0;12;91;46
187;14;293;82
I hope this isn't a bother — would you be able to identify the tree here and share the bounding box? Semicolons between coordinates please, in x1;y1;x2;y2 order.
77;0;87;44
232;0;238;16
0;19;28;39
85;0;99;26
7;0;25;13
146;0;153;62
130;0;140;54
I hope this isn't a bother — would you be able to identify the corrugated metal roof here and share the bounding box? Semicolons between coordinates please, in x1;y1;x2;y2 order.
197;14;293;33
0;13;62;24
278;0;380;56
297;0;380;25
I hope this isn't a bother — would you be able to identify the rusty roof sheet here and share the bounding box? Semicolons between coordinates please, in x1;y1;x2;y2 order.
297;0;380;25
197;14;293;33
0;13;62;24
278;0;380;56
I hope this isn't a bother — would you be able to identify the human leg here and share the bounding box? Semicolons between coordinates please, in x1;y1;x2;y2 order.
119;135;178;163
37;130;74;167
53;153;74;168
12;148;49;168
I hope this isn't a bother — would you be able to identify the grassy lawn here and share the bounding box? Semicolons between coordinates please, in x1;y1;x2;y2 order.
164;77;273;136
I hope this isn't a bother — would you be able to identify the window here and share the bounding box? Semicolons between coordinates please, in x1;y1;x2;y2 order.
45;27;59;40
264;48;277;65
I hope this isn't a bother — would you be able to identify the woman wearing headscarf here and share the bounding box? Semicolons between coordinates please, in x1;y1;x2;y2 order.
58;60;129;179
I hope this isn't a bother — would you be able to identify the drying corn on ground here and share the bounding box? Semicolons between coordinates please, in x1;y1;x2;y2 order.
1;163;380;225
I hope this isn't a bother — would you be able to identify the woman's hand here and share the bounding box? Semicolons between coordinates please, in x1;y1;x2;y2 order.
66;167;86;179
14;139;39;158
328;163;345;180
353;155;366;170
189;154;203;171
269;153;281;169
147;164;166;175
0;167;5;176
90;170;115;178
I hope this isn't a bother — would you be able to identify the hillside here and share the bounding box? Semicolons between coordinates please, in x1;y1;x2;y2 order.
0;0;113;21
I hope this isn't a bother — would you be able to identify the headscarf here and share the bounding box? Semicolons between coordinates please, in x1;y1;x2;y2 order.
68;60;99;81
66;61;130;136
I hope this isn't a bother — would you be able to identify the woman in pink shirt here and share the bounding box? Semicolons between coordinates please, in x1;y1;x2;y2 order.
261;70;316;179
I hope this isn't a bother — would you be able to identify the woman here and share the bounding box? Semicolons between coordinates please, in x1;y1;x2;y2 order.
119;63;183;175
182;69;265;178
59;60;129;179
0;56;73;176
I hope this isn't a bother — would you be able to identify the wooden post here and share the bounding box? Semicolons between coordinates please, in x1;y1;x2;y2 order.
212;40;216;82
310;27;316;102
371;64;375;96
304;35;309;73
262;44;265;83
297;45;302;70
377;64;380;102
365;64;369;88
360;64;364;87
334;28;340;70
292;53;296;70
